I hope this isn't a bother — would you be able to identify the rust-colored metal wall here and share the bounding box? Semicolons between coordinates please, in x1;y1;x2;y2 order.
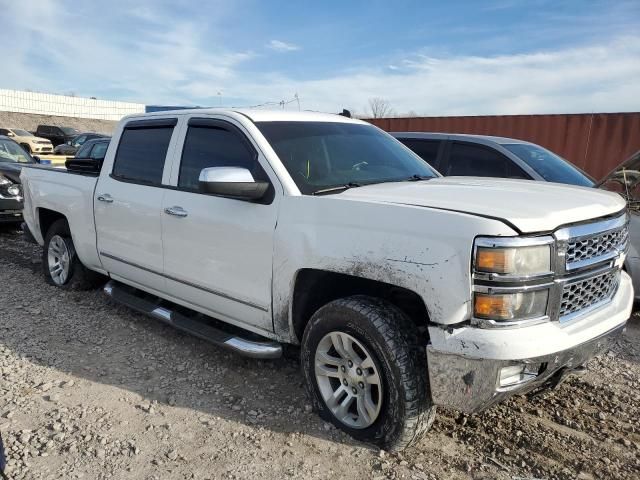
367;113;640;180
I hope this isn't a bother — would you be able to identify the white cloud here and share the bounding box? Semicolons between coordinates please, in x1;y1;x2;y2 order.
1;1;638;116
228;36;640;116
266;40;300;52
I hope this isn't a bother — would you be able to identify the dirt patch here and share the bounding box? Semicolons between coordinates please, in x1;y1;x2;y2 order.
0;227;638;479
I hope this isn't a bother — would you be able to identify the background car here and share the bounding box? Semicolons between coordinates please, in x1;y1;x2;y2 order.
75;137;109;159
393;132;594;187
53;132;108;155
397;132;639;299
599;150;640;301
0;136;38;224
65;137;111;172
0;128;53;154
35;125;81;147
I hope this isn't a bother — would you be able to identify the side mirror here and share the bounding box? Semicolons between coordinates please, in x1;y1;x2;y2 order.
65;157;102;173
198;167;268;201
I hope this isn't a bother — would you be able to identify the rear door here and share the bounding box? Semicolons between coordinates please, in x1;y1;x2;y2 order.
160;115;280;332
94;117;180;292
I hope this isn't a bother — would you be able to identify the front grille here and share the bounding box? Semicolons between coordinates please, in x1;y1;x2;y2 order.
560;270;619;319
566;226;628;268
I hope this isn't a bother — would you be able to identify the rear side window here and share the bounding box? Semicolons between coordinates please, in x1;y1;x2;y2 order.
76;142;92;158
113;125;174;185
178;125;258;191
399;139;441;168
90;142;109;160
447;142;529;179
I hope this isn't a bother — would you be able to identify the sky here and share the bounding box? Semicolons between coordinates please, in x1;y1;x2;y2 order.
1;0;639;116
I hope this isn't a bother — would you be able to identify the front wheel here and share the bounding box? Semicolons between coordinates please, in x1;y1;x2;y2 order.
301;296;436;451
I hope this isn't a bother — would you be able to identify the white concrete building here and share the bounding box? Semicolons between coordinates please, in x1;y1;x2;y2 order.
0;89;145;121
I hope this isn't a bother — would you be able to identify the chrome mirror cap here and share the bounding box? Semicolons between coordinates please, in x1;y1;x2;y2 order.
198;167;268;201
198;166;256;183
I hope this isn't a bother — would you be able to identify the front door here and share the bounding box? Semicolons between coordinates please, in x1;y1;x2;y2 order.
161;117;279;333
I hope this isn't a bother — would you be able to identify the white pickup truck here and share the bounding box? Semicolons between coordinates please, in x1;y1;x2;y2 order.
21;109;633;451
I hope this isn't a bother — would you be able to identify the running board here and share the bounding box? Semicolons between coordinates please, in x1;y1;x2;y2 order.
103;280;282;359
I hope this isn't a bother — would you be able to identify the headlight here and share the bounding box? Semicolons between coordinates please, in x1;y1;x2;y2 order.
474;289;549;321
472;236;554;327
0;174;11;186
7;184;21;197
474;237;553;277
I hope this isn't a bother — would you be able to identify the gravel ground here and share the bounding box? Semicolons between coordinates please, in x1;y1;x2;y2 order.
0;227;639;480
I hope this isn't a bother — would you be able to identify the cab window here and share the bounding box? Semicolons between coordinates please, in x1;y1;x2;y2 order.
178;123;262;192
112;121;175;185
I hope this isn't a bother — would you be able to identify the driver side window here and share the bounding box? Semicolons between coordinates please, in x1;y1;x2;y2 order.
178;123;263;192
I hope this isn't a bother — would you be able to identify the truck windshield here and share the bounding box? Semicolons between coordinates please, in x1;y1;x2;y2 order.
0;140;33;163
503;143;595;187
256;121;438;194
61;127;80;135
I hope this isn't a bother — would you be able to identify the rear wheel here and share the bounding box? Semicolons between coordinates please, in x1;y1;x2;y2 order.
301;296;436;451
42;219;104;290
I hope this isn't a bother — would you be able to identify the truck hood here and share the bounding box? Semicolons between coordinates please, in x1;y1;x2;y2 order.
339;177;626;233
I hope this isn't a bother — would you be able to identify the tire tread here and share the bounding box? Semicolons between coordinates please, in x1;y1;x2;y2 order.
302;295;435;451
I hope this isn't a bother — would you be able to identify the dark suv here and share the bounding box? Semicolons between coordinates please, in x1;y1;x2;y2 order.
35;125;81;147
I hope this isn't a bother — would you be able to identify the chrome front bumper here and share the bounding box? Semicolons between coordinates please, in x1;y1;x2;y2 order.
426;323;626;413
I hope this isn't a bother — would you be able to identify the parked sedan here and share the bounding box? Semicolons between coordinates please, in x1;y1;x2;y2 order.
0;136;38;223
396;132;638;298
53;133;108;155
393;132;594;187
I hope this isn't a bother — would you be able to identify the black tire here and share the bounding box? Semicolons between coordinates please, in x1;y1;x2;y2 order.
301;296;436;451
42;219;105;290
20;143;32;154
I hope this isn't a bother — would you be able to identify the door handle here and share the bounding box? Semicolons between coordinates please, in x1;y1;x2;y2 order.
97;194;113;203
164;206;188;218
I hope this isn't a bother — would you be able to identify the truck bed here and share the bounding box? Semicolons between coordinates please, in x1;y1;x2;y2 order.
20;165;104;273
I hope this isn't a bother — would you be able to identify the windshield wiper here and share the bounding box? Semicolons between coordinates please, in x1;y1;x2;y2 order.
311;182;362;196
406;174;432;181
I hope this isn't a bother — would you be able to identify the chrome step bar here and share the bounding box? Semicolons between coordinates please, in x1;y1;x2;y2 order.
103;280;282;359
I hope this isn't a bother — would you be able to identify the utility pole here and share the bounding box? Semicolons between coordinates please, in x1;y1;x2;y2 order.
294;93;300;111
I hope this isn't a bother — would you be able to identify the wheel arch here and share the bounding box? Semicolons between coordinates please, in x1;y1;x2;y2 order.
38;208;68;238
291;268;430;344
